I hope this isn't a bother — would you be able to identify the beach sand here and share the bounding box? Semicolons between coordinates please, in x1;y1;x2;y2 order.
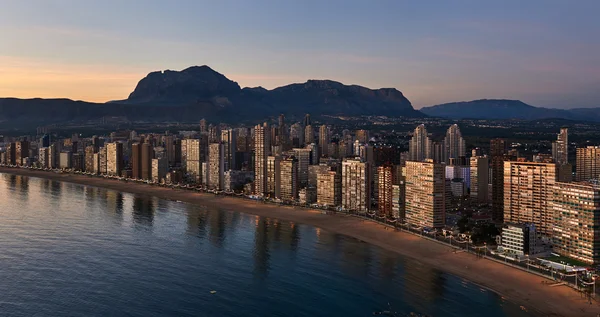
2;167;598;317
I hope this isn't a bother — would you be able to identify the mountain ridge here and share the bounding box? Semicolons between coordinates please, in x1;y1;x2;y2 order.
420;99;600;121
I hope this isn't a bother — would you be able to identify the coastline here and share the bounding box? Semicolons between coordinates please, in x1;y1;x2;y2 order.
2;168;598;317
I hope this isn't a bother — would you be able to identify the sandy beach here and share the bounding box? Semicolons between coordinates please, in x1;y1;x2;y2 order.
1;167;598;317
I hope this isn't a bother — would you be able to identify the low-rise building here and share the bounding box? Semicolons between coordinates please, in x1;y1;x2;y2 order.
500;223;536;258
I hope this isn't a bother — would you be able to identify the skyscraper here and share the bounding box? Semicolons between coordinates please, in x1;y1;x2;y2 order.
15;141;30;166
408;124;432;162
552;127;568;165
442;124;466;164
552;181;600;265
293;148;311;187
290;123;304;148
199;119;208;134
341;158;371;212
254;123;270;195
490;138;509;222
576;146;600;181
220;129;237;171
504;161;558;236
152;156;168;183
303;114;311;127
470;156;489;203
208;143;225;190
377;166;394;217
405;160;446;228
106;142;123;176
131;143;142;179
356;130;370;144
279;157;298;201
317;170;341;207
305;125;315;144
183;139;203;183
319;125;330;157
141;143;154;180
266;155;281;198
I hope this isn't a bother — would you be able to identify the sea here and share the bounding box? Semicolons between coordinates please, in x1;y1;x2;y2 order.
0;173;536;317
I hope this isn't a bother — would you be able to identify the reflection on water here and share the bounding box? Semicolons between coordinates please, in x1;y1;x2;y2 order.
0;173;536;317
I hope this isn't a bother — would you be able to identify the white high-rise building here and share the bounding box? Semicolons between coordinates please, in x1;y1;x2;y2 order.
442;124;466;164
341;158;371;212
105;142;123;176
405;160;446;228
408;124;432;162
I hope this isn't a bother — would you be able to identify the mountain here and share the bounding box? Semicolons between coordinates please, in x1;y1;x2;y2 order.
111;65;421;118
420;99;591;120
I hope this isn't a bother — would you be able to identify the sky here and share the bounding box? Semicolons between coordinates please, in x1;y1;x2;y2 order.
0;0;599;109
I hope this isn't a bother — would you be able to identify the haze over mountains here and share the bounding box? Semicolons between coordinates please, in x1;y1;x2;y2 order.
0;65;599;127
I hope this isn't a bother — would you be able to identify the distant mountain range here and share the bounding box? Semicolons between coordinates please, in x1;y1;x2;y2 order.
420;99;600;121
1;66;600;128
0;65;421;127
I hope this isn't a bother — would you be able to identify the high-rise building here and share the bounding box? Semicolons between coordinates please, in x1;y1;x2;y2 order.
341;158;371;212
141;143;154;180
208;124;220;143
303;114;311;127
576;146;600;181
442;124;466;164
59;152;72;169
504;161;558;236
317;170;341;207
15;141;30;166
151;156;168;183
266;155;281;198
208;143;225;190
199;119;208;133
84;145;97;173
491;138;509;222
308;163;331;188
131;143;142;179
319;125;330;157
48;143;58;169
38;147;49;168
279;157;298;201
470;156;489;203
408;125;432;162
552;127;568;165
106;142;123;176
290;123;304;148
377;166;394;217
220;129;237;171
182;139;203;183
305;125;315;144
293;148;311;187
405;160;446;228
552;181;600;265
392;182;405;220
356;130;370;144
254;123;270;195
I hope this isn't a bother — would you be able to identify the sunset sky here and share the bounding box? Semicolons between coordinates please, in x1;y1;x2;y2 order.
1;0;599;108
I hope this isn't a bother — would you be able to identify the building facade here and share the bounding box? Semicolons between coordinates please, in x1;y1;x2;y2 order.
503;161;557;236
576;146;600;181
341;158;371;212
404;160;446;228
552;181;600;265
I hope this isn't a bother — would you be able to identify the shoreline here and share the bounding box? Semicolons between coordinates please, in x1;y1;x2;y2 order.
2;167;599;316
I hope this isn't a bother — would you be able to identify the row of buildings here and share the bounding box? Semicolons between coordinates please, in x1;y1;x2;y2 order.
3;119;600;266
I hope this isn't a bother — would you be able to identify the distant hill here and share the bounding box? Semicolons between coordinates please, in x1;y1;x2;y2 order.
110;65;422;119
420;99;599;121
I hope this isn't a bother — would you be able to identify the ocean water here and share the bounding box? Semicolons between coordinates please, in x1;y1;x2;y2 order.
0;174;535;317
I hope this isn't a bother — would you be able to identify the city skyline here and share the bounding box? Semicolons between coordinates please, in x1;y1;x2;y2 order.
1;1;599;109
